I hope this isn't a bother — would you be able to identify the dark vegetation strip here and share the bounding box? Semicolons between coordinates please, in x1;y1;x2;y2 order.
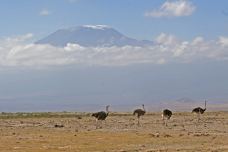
0;112;90;119
0;111;226;119
0;112;152;119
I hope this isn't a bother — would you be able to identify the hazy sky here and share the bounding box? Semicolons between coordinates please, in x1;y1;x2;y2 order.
0;0;228;111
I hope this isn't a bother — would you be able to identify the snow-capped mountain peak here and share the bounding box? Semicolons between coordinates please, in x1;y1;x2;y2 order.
82;25;110;30
36;25;153;47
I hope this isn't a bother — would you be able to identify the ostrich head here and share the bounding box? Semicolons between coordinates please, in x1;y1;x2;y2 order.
142;104;145;111
106;105;110;113
201;100;207;113
204;100;207;110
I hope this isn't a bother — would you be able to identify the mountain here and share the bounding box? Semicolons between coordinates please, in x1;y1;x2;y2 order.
35;25;153;47
175;97;197;103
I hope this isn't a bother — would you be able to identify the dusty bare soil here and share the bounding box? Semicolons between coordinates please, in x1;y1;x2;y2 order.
0;111;227;152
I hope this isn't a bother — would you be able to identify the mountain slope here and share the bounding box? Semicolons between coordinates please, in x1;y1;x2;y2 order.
36;25;153;47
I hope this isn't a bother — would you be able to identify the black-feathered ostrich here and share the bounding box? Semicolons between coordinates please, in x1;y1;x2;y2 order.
162;109;172;126
133;104;146;126
92;105;110;128
192;100;207;121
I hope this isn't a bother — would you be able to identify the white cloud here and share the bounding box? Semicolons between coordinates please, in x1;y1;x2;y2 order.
191;36;204;45
155;33;179;45
218;36;228;47
39;9;51;16
157;58;166;64
145;0;196;18
0;33;228;68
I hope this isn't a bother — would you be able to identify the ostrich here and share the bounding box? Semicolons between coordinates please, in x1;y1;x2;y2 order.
92;105;110;128
192;100;207;121
162;109;172;126
133;104;146;126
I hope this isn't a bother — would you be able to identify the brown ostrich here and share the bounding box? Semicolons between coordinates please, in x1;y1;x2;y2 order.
133;104;146;126
192;100;207;121
162;109;172;126
92;105;110;128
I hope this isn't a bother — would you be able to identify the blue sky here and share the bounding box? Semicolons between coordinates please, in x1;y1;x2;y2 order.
0;0;228;111
0;0;227;40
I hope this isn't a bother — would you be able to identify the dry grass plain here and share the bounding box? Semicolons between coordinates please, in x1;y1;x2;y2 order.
0;111;227;152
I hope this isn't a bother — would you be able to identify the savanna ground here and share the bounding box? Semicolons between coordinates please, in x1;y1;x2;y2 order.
0;111;227;152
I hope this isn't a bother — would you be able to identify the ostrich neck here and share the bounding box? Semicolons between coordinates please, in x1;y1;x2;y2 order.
142;106;145;112
106;107;109;114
